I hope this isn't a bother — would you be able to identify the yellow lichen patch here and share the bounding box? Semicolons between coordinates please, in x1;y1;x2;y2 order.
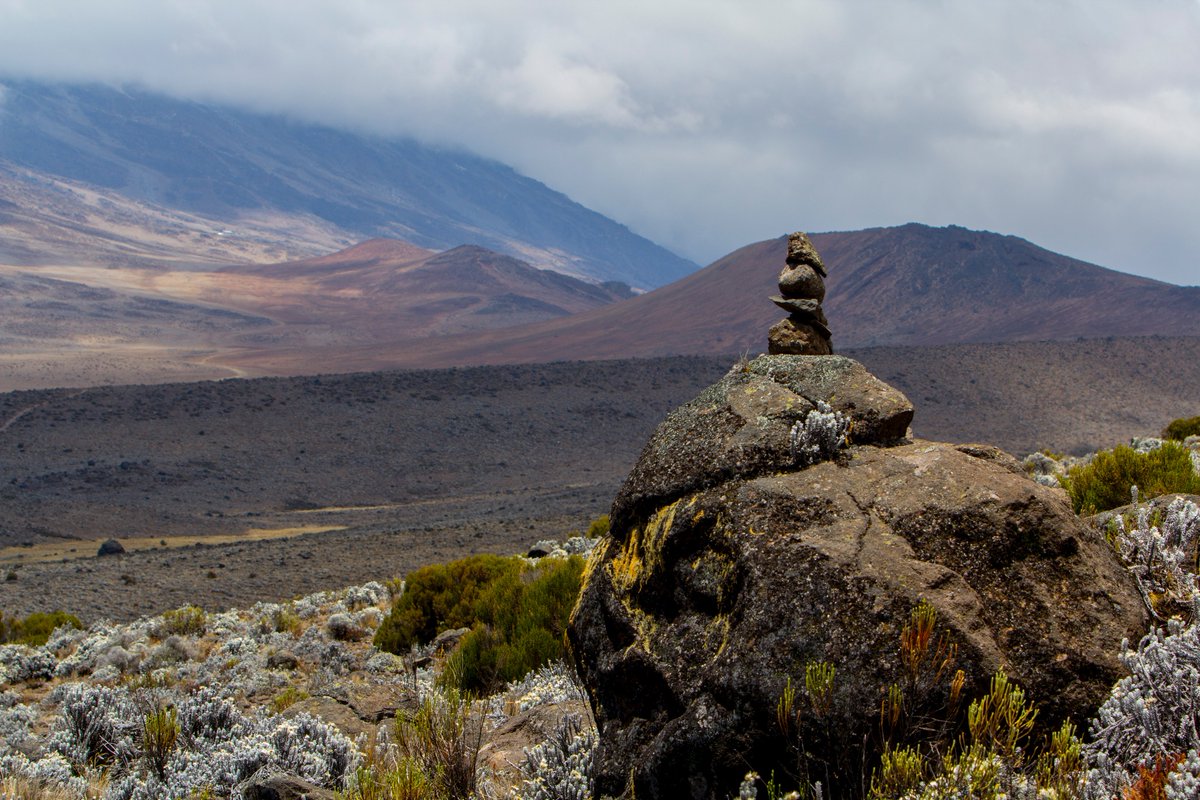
705;613;732;658
569;538;612;623
608;498;689;593
609;526;645;593
626;600;660;654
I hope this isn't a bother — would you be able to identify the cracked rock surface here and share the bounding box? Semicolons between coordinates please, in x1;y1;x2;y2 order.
568;355;1147;800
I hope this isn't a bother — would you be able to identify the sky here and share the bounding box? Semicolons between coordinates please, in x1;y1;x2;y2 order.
0;0;1198;285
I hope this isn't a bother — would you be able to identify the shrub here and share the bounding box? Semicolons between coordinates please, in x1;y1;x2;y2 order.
586;514;610;540
790;401;850;467
444;556;585;694
375;554;585;694
158;605;207;637
0;610;82;647
0;645;58;684
374;554;520;654
141;704;178;780
260;603;302;636
391;688;483;800
517;713;596;800
1163;416;1200;441
326;613;365;642
1086;614;1200;797
1061;442;1200;514
1111;497;1200;620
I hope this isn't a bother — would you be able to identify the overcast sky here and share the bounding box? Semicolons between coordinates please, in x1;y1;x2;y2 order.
1;1;1197;285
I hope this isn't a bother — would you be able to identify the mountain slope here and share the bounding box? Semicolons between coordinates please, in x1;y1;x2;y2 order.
0;237;637;392
818;224;1200;345
219;239;634;335
251;222;1198;373
0;80;696;287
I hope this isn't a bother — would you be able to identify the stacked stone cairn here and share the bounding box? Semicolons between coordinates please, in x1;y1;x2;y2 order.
767;231;833;355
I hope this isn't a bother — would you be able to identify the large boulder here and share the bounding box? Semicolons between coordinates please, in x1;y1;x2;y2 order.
568;354;1148;800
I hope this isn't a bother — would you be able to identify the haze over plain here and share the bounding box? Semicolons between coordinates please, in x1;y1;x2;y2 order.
1;0;1197;286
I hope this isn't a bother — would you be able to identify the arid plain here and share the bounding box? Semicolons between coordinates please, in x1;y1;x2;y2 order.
3;166;1200;623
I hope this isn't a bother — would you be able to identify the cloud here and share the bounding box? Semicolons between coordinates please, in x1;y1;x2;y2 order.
0;1;1197;284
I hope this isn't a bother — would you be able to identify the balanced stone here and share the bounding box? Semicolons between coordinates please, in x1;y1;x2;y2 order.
777;262;825;301
769;295;824;319
767;318;832;354
785;231;827;275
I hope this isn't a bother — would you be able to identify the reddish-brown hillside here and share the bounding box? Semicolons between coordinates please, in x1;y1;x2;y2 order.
217;239;634;338
230;238;436;278
817;224;1200;346
220;224;1200;374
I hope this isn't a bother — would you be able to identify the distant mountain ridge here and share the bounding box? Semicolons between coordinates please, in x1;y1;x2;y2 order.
219;238;635;335
223;223;1200;374
0;80;697;287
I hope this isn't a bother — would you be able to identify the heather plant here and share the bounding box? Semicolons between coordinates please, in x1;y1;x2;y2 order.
156;606;207;638
445;555;585;693
374;554;519;654
139;704;178;780
0;610;83;647
1162;415;1200;442
1061;441;1200;514
375;554;585;695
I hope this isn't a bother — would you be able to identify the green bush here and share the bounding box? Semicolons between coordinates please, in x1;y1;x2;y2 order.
0;609;82;646
159;605;208;637
374;554;520;655
375;553;585;694
586;514;610;539
1163;415;1200;441
448;556;584;693
1061;441;1200;514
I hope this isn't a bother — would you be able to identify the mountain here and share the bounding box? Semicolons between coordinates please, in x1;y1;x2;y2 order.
5;222;1197;390
0;80;697;287
219;239;635;335
0;237;636;393
256;222;1198;373
817;224;1200;345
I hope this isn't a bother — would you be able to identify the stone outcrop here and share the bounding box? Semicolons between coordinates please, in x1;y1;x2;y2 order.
96;538;125;556
768;232;833;355
568;353;1148;799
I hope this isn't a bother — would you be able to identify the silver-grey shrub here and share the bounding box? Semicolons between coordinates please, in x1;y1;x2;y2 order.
1086;610;1200;797
50;683;141;768
517;713;596;800
1113;496;1200;613
37;682;358;798
0;643;57;684
789;401;850;467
